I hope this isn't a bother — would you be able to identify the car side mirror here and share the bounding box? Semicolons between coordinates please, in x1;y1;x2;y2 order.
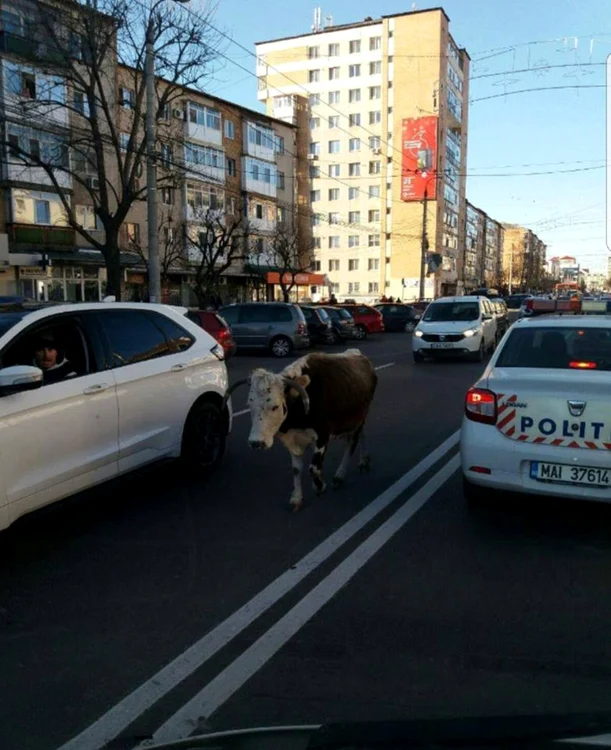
0;365;43;397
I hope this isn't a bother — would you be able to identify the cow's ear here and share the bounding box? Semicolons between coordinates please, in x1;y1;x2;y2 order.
286;374;310;398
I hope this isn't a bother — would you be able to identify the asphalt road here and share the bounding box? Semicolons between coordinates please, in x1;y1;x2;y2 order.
2;330;611;750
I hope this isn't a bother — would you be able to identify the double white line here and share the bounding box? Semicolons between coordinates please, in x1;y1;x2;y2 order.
58;426;459;750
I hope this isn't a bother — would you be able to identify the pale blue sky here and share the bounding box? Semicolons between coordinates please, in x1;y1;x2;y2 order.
208;0;609;272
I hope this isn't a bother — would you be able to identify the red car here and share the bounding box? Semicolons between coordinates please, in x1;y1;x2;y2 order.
186;310;237;358
339;304;385;340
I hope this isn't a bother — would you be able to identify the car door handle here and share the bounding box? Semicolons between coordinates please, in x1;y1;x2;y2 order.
83;384;109;395
170;363;188;372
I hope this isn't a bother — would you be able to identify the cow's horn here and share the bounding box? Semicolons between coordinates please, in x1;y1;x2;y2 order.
283;378;310;414
222;378;249;411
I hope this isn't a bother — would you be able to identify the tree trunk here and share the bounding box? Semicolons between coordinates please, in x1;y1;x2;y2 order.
104;234;123;301
281;286;289;303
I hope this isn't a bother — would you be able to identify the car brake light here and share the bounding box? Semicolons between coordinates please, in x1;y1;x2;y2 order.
569;361;597;369
465;387;497;425
525;299;534;310
297;322;307;335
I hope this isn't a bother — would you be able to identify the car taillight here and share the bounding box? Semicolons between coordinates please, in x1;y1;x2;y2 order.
297;322;307;335
525;299;534;310
570;361;597;369
465;387;497;425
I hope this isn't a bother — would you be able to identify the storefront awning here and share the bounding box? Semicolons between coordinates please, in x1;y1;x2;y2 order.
41;248;141;267
265;271;326;286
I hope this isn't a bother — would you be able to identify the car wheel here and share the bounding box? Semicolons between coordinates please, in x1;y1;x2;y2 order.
181;400;226;476
354;324;368;340
462;475;489;506
271;335;293;357
413;351;424;363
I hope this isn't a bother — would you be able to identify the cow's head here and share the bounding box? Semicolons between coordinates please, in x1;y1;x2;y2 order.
224;369;310;450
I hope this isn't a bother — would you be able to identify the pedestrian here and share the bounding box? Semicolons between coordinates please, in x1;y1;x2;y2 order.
329;293;338;305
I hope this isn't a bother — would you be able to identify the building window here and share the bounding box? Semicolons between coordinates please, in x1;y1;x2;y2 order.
184;143;224;170
349;64;361;77
161;187;174;205
124;222;140;244
329;188;340;201
224;120;235;138
369;60;382;75
369;136;381;150
328;140;340;153
369;161;381;174
329;236;340;248
369;110;381;125
33;199;50;224
308;45;320;58
277;206;286;224
119;87;134;108
348;211;360;224
370;36;381;51
312;213;321;226
328;115;340;128
349;163;361;176
329;259;340;271
310;142;320;155
349;282;361;293
349;89;361;103
368;234;381;246
262;166;272;183
309;94;320;107
313;237;321;249
329;164;340;177
186;182;225;213
348;235;359;247
328;43;340;56
329;67;340;80
276;135;285;154
349;113;361;127
349;40;361;54
228;197;237;214
329;91;340;104
369;185;380;198
369;86;381;100
368;258;379;271
277;171;285;189
227;157;236;176
312;260;321;271
368;281;379;293
349;138;360;152
329;212;340;224
76;204;100;230
309;69;320;83
349;187;358;200
348;259;359;271
309;165;320;178
74;90;90;117
368;209;380;222
311;189;321;202
310;117;320;129
160;143;173;168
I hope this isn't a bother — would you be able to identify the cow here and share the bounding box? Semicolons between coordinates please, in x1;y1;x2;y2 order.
224;349;377;511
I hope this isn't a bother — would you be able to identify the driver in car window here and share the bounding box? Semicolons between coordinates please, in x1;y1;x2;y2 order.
33;332;77;385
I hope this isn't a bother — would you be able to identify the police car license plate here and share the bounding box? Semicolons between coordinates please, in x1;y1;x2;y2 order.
431;343;454;349
530;461;611;487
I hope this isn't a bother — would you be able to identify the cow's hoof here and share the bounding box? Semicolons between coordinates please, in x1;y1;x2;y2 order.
358;457;372;473
288;500;303;512
332;476;345;490
314;481;327;495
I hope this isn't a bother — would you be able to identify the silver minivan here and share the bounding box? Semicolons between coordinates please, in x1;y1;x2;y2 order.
219;303;310;357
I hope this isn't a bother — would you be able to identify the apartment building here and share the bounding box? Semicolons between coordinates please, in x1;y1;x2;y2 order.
463;201;504;290
502;224;547;293
256;7;470;301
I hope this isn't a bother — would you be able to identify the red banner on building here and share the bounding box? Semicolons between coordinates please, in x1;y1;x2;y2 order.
400;116;438;201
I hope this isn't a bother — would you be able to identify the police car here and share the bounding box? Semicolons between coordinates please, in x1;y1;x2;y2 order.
460;315;611;503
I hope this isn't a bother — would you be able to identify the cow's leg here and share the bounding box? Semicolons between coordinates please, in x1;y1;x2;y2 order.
278;429;318;511
289;452;305;510
332;425;364;488
358;426;371;472
308;435;328;494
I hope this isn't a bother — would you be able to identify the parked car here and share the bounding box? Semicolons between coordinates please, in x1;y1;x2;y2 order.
300;305;333;344
319;305;357;343
490;298;510;340
186;309;237;359
339;304;384;340
504;293;531;310
412;296;497;363
374;303;421;333
0;302;231;532
219;302;309;357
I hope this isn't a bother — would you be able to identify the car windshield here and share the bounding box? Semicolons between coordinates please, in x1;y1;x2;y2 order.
423;302;480;322
496;326;611;370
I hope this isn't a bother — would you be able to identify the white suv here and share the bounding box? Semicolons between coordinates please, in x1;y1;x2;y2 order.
0;302;231;532
412;296;497;363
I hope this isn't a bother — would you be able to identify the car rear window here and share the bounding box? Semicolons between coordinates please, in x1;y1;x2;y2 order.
337;308;352;320
423;302;480;322
317;308;330;322
496;326;611;370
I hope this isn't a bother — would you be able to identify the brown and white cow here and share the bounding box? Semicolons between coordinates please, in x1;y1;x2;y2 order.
224;349;377;510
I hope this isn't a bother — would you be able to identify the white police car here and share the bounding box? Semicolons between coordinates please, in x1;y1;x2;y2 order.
461;315;611;503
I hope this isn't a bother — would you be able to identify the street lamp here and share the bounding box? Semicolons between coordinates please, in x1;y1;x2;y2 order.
145;0;189;304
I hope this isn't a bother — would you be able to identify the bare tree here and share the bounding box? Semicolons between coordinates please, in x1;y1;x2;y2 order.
1;0;221;298
267;225;312;303
130;215;186;297
186;209;248;308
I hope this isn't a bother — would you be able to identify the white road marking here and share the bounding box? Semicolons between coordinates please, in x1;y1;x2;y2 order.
233;361;395;417
56;431;459;750
374;362;395;371
149;455;461;744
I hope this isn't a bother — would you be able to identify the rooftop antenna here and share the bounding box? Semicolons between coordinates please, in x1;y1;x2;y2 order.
312;7;322;32
411;2;417;9
325;13;333;27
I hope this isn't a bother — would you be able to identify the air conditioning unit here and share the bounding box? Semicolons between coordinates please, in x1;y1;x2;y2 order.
308;153;319;160
373;148;382;155
173;108;184;119
86;175;100;190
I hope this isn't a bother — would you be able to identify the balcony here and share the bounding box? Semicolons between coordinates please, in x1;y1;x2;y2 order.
7;222;75;249
0;31;64;66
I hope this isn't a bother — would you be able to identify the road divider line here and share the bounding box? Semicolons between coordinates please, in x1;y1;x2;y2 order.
149;455;461;744
56;431;459;750
233;362;394;418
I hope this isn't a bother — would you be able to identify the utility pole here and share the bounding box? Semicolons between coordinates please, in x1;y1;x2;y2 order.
419;184;428;301
508;242;514;294
145;14;160;304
